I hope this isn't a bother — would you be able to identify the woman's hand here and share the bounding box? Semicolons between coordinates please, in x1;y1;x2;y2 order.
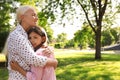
10;61;20;71
10;60;27;76
46;58;58;69
42;46;54;57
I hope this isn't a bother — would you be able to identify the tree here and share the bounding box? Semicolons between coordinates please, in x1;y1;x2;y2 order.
56;33;67;42
101;29;115;46
76;0;108;59
74;22;95;49
41;0;119;59
0;1;12;52
37;0;120;59
37;12;54;42
101;27;119;46
55;33;67;48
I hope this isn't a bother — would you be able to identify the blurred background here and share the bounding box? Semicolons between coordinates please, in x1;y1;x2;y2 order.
1;0;120;58
1;0;120;80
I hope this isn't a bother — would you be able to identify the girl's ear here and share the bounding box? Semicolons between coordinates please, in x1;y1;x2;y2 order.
42;36;46;43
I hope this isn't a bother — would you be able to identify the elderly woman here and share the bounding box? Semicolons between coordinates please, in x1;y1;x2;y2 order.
7;5;58;80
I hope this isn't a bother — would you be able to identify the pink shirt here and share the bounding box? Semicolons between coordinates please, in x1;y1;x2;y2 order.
26;47;56;80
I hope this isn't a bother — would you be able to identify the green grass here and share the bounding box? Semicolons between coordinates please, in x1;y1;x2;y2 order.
54;49;120;80
0;68;8;80
1;49;120;80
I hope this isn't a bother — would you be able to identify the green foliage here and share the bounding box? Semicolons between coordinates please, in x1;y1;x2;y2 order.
0;2;11;52
36;0;120;59
54;43;61;48
0;2;11;31
101;28;118;46
73;25;119;48
37;8;56;42
44;26;54;42
41;0;76;26
14;0;36;6
38;12;48;27
54;33;68;48
54;42;66;49
56;33;67;42
54;43;65;49
110;27;119;43
0;31;9;52
38;12;54;42
102;31;114;46
64;39;75;48
74;23;95;49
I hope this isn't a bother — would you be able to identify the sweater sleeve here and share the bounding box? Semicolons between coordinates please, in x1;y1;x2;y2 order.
11;33;47;67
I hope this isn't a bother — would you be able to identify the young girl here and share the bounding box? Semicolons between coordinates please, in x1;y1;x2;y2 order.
10;26;57;80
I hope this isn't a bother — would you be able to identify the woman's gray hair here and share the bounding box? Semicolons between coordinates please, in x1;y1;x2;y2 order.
16;5;34;23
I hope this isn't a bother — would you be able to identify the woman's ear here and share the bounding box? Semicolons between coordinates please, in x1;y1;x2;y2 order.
19;15;24;22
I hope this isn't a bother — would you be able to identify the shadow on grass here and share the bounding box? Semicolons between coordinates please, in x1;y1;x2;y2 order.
56;53;120;80
57;53;120;66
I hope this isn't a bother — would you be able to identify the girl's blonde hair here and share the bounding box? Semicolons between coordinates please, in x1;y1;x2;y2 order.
16;5;35;23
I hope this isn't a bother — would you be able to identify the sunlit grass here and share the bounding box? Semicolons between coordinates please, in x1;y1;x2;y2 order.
54;49;120;80
1;49;120;80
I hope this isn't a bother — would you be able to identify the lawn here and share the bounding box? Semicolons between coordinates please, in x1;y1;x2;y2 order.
0;49;120;80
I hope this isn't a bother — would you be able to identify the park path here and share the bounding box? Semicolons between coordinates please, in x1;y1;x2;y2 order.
55;48;120;54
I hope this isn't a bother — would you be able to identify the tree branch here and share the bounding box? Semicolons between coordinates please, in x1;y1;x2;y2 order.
101;0;108;17
90;0;98;25
77;0;96;33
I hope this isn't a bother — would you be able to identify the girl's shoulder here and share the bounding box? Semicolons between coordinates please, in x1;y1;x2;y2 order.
35;48;45;55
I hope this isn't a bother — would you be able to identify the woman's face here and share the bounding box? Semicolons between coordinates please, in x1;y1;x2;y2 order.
22;9;38;27
28;32;42;48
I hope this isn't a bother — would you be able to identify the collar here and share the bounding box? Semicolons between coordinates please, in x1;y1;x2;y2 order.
16;24;28;38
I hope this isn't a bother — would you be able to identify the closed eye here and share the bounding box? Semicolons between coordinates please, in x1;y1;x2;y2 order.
33;36;38;39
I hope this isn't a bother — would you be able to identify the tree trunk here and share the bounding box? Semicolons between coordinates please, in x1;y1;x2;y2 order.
95;28;101;59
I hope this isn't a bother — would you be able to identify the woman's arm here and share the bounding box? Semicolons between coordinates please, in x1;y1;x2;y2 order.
10;61;27;76
37;46;58;69
10;61;37;80
45;58;58;69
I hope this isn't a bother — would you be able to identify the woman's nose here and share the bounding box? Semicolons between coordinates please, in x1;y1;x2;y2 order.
36;15;38;20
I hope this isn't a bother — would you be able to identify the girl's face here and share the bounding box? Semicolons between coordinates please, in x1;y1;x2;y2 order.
28;32;42;48
22;9;38;27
